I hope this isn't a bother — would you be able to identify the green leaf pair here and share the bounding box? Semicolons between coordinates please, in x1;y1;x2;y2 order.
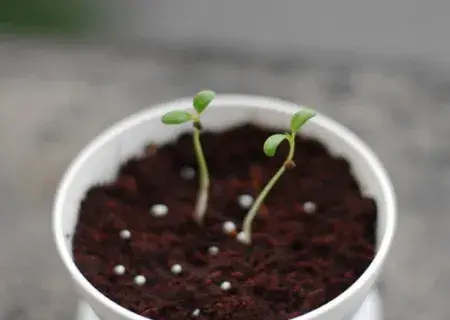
161;90;216;125
263;108;316;157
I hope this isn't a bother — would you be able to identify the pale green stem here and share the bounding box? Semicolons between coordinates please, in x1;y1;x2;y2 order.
242;135;296;244
192;125;210;224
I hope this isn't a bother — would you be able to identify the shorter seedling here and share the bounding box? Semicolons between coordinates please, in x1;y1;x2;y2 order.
161;90;216;225
240;109;316;245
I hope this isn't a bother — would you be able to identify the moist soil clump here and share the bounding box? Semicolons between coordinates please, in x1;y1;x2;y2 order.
73;124;377;320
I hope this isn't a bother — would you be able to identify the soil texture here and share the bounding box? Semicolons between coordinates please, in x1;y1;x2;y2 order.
73;124;377;320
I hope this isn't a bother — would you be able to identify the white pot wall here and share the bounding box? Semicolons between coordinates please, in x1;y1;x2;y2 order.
53;95;396;320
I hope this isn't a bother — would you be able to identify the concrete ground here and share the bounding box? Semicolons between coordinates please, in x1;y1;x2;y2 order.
0;38;448;319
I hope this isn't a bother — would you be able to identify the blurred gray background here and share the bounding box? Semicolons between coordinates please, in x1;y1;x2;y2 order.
0;1;448;319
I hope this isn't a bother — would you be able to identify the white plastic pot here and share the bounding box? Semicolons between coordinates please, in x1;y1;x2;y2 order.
53;95;396;320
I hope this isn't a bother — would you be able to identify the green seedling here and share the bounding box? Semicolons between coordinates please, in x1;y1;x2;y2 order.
161;90;216;224
239;109;316;245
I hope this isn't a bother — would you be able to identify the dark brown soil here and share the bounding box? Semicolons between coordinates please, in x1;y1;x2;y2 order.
73;124;376;320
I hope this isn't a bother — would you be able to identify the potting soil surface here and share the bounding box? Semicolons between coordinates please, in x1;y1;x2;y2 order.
73;124;376;320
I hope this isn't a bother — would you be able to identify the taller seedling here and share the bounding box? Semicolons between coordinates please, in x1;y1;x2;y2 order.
238;109;316;245
161;90;215;224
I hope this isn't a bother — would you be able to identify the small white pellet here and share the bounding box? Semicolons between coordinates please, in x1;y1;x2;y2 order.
171;264;183;275
237;194;254;209
113;265;126;275
151;204;168;217
192;309;201;317
303;201;317;214
236;231;249;244
180;166;196;180
222;221;236;234
220;281;232;291
134;275;146;286
208;246;219;256
119;229;131;240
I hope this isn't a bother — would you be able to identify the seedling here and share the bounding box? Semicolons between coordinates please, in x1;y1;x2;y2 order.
239;109;316;245
161;90;215;224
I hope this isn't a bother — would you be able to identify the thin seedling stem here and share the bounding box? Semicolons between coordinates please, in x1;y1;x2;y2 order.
161;90;216;224
192;122;210;224
242;137;296;244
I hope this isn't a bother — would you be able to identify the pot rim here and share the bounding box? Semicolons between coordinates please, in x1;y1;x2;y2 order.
53;94;396;320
